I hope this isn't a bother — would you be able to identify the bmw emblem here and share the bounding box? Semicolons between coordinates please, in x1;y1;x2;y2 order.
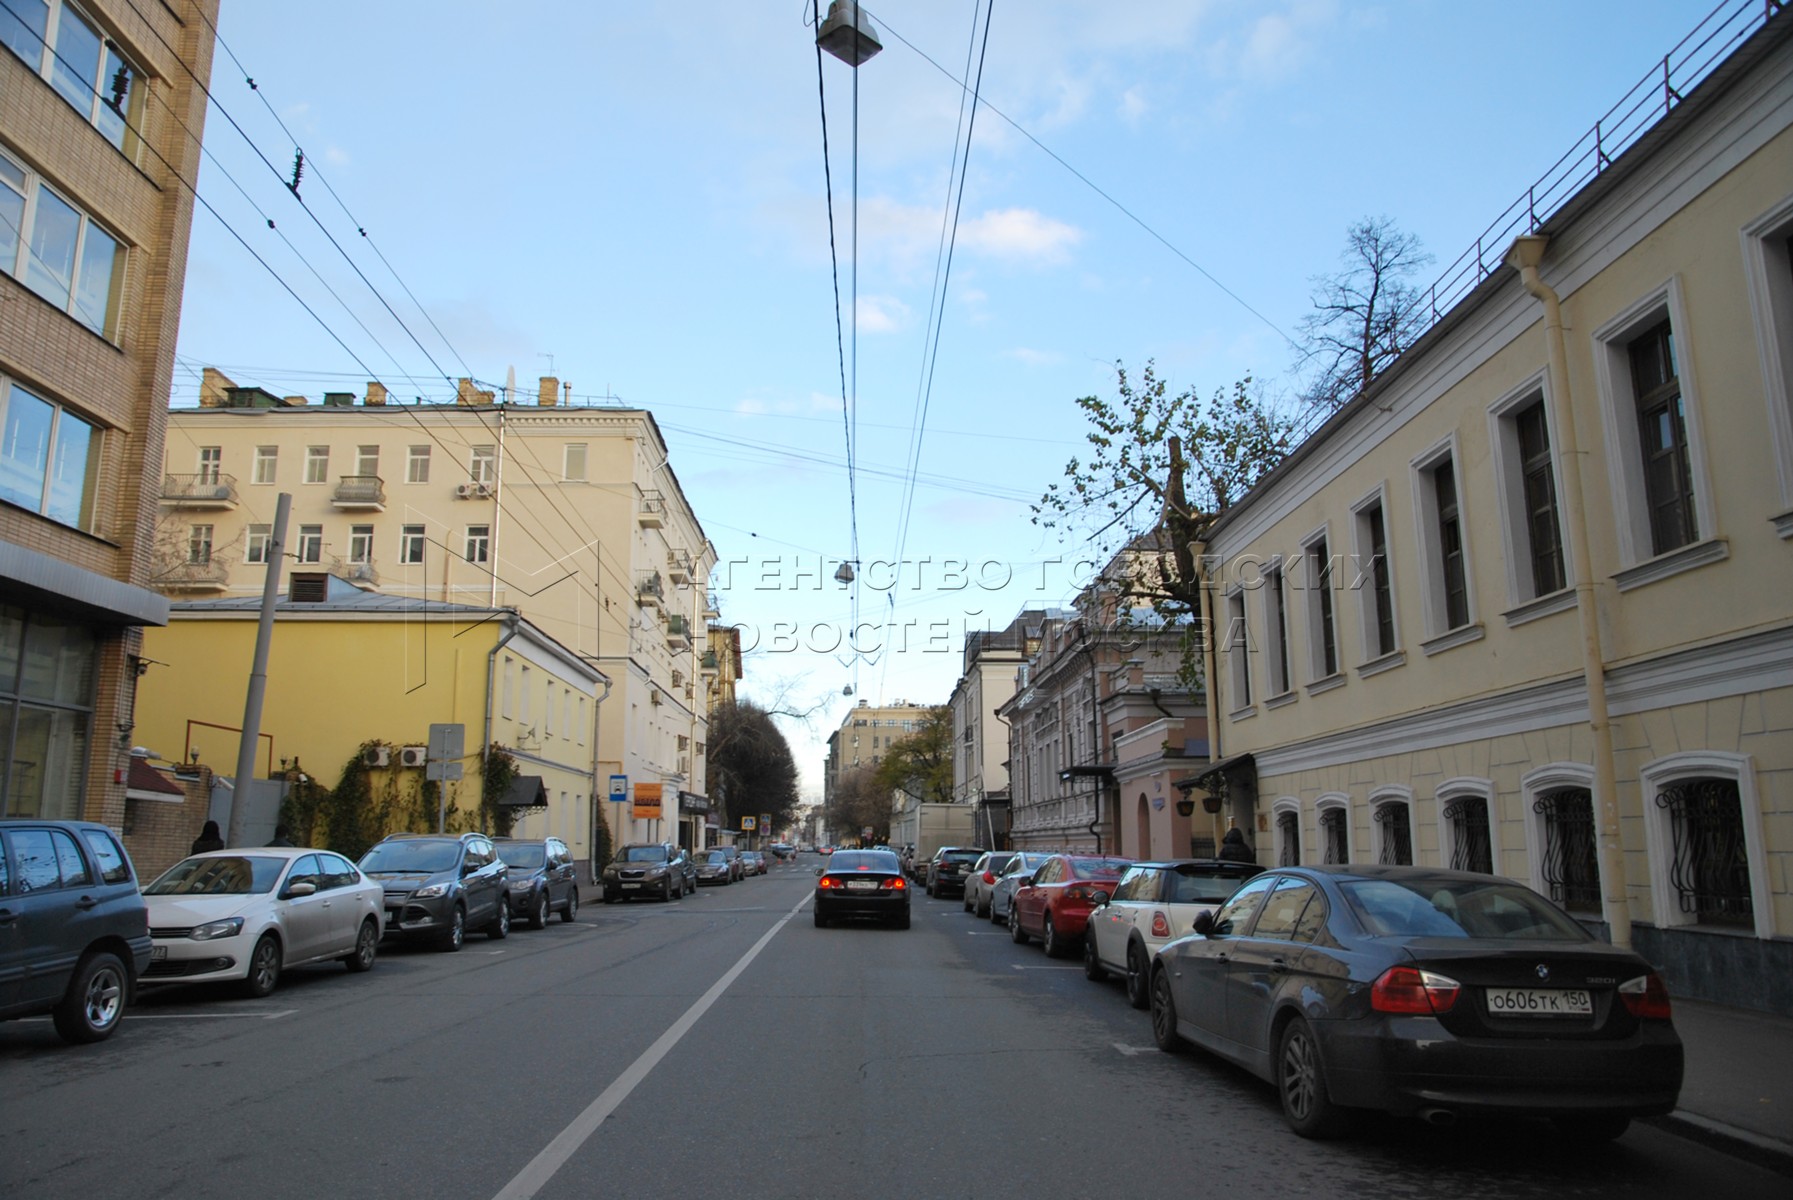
1535;964;1550;981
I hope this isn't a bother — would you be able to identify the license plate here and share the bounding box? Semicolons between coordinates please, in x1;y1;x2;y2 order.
1486;987;1592;1016
847;879;878;891
622;882;640;889
150;945;166;962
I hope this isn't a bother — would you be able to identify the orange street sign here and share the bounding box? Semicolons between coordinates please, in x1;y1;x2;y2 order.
633;782;664;819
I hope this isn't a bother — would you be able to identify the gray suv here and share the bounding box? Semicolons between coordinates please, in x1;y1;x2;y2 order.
358;833;509;951
0;819;151;1043
601;842;688;902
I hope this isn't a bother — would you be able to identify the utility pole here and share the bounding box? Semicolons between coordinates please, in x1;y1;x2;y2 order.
227;492;290;847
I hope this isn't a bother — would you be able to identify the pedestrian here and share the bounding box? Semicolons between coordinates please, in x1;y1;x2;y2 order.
191;820;225;855
268;824;295;847
1217;826;1255;864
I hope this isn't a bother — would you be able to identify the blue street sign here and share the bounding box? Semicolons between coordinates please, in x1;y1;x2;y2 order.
608;774;628;802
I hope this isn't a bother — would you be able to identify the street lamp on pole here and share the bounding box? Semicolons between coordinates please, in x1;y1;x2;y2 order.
816;1;882;65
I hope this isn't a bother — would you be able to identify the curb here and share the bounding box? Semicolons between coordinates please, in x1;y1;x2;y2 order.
1649;1112;1793;1178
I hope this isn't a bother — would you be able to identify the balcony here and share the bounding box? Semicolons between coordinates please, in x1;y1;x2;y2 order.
666;614;691;649
667;549;693;584
638;571;665;610
637;489;666;529
331;475;386;510
703;591;721;620
161;474;238;508
156;558;229;592
700;649;719;674
331;557;380;587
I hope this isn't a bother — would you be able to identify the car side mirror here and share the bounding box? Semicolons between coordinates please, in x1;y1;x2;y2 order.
462;862;478;876
814;867;824;876
1089;890;1110;907
285;880;317;898
1192;909;1217;937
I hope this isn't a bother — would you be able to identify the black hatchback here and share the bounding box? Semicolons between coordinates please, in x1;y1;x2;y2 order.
815;850;910;929
1148;865;1683;1141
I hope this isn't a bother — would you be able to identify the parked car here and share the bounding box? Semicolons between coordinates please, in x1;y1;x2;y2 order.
692;850;732;886
813;849;910;929
706;843;746;882
1009;854;1133;957
0;819;150;1044
358;832;510;951
741;850;767;876
961;851;1017;918
143;849;383;997
494;836;580;928
1085;859;1265;1008
987;852;1054;924
1148;865;1683;1140
601;843;688;902
925;846;987;898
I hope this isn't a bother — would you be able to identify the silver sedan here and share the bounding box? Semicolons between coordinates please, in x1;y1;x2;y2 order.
987;852;1054;924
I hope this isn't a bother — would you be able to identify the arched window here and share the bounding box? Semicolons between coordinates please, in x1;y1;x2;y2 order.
1272;798;1302;866
1437;777;1497;875
1640;752;1769;938
1316;794;1351;864
1371;787;1413;866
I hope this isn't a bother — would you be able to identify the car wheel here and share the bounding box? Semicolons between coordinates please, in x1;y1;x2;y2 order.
661;878;673;902
561;889;579;922
1083;931;1107;981
962;893;971;913
441;905;466;952
989;900;1004;925
814;907;828;928
1125;944;1150;1010
344;918;379;972
52;952;128;1044
926;882;935;898
1278;1018;1349;1139
487;900;510;939
977;895;991;919
1042;914;1062;958
1149;967;1184;1053
1550;1114;1630;1142
1009;904;1029;945
530;891;550;929
241;934;283;998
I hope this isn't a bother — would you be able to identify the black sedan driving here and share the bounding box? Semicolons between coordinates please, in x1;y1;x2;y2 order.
814;850;910;929
1148;865;1683;1141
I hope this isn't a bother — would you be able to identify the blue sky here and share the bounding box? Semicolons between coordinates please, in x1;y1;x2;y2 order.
173;1;1718;794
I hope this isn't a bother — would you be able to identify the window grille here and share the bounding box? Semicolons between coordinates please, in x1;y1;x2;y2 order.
1319;807;1347;865
1375;803;1413;865
1442;795;1493;874
1277;811;1300;866
1535;788;1600;913
1657;779;1752;927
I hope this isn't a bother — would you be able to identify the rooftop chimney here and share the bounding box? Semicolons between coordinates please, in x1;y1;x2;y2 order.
456;378;495;406
538;376;559;407
199;368;236;407
364;381;388;406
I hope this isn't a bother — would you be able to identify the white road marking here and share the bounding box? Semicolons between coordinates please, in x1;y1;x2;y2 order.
1113;1043;1155;1056
965;930;1007;935
490;893;809;1200
1009;964;1082;971
111;1009;297;1021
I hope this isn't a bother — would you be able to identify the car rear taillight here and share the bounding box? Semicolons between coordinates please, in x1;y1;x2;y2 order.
1064;886;1100;903
880;877;906;890
1618;972;1673;1020
817;877;839;889
982;871;996;884
1150;911;1171;938
1371;966;1461;1015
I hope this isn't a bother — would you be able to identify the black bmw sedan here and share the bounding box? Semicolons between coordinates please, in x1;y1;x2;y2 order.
814;850;911;929
1147;865;1683;1141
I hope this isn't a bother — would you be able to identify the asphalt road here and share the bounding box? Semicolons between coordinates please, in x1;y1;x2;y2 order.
3;856;1784;1200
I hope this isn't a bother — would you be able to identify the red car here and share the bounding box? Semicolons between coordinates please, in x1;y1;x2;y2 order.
1010;854;1133;957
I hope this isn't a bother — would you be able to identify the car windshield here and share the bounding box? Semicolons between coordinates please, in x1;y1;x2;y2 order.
700;853;727;865
360;840;461;873
146;855;284;895
828;852;898;872
497;844;545;869
1169;867;1257;902
619;846;669;863
1341;878;1591;941
1069;858;1131;880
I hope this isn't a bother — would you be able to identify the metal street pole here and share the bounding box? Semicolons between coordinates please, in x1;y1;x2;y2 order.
227;492;289;847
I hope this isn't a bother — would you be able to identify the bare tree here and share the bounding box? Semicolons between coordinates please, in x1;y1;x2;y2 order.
1297;216;1432;413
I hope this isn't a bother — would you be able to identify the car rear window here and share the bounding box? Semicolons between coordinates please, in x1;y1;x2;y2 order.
942;849;983;863
1069;858;1131;880
1341;878;1590;941
1167;872;1245;903
829;852;899;872
146;855;285;895
80;828;134;884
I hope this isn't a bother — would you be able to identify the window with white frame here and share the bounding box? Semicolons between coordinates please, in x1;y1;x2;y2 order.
563;443;587;482
1490;382;1568;606
562;688;571;739
519;665;532;724
304;445;329;484
296;524;322;563
1225;586;1254;707
0;147;124;339
252;446;277;485
186;524;212;565
1372;789;1414;865
348;525;374;564
0;380;100;529
196;446;221;484
1316;795;1351;864
1301;531;1340;681
354;445;379;479
399;524;425;565
1413;441;1473;637
1741;195;1793;533
1351;492;1398;660
245;523;271;564
465;524;489;563
543;681;554;737
1273;799;1301;867
470;446;496;484
1264;560;1291;696
1437;778;1496;875
576;696;586;744
1631;321;1698;555
1;1;147;156
406;445;430;483
1639;752;1769;938
501;657;514;719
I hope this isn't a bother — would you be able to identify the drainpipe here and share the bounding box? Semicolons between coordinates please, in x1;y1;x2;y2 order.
588;671;614;880
480;613;523;834
1506;235;1631;950
490;403;506;608
1197;539;1225;855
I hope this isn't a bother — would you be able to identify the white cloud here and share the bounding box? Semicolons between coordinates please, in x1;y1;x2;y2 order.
958;208;1083;265
1119;86;1150;125
855;295;910;333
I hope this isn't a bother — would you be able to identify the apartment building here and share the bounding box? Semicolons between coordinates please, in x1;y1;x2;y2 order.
822;698;933;802
155;374;718;856
947;611;1043;847
0;2;215;828
1198;7;1793;1014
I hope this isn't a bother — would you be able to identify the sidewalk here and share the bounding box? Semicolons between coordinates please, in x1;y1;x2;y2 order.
1652;997;1793;1174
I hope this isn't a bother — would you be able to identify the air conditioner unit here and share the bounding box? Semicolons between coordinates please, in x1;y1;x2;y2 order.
399;745;428;767
363;746;390;767
475;482;494;497
454;483;474;498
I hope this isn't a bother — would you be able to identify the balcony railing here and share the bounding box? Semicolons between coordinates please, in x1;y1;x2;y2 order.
332;475;386;508
666;614;691;647
156;558;230;590
331;557;380;586
637;489;666;528
161;473;238;507
638;571;665;609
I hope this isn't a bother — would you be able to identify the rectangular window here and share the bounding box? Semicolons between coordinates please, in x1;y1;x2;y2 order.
406;445;430;483
186;524;212;565
196;445;222;484
563;443;587;481
245;524;271;564
304;446;329;484
1357;501;1395;658
1415;446;1473;638
0;380;100;529
399;524;425;565
465;524;489;563
1265;562;1290;696
355;445;379;478
3;3;147;156
1303;534;1339;681
577;697;586;744
1514;401;1566;596
543;683;554;737
1630;320;1698;555
348;524;374;564
1225;588;1251;707
252;446;277;485
470;445;496;484
0;148;124;339
501;657;514;718
1433;459;1468;629
520;665;532;723
297;524;323;564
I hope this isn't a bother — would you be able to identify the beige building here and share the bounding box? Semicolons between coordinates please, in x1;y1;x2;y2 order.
156;375;718;855
948;611;1044;847
822;698;933;806
0;2;215;827
1199;11;1793;1014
